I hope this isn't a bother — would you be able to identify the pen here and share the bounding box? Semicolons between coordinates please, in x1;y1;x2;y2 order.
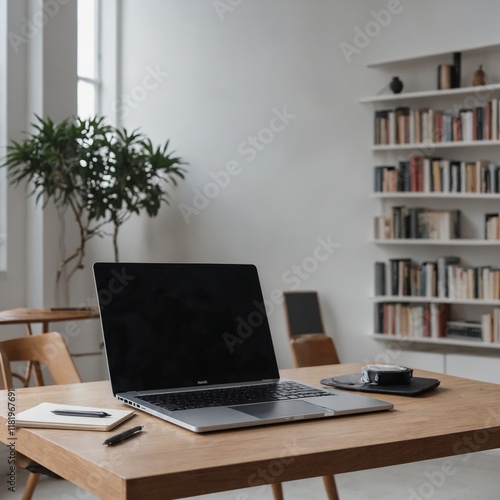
103;426;143;446
51;409;111;418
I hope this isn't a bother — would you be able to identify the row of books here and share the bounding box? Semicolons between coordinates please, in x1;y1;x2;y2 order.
374;100;500;145
375;257;500;300
374;207;461;240
374;302;450;338
374;303;500;343
374;159;500;194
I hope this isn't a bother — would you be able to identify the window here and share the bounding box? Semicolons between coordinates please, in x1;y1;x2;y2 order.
0;0;7;271
78;0;100;118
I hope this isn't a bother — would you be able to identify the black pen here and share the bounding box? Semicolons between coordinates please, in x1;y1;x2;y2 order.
51;409;111;418
103;426;143;446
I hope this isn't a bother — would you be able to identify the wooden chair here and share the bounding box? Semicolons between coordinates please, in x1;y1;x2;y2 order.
0;332;81;500
271;291;340;500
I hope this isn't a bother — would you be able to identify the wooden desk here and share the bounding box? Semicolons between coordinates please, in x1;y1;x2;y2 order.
1;363;500;500
0;308;99;335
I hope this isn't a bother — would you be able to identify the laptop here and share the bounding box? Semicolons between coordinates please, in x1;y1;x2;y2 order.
93;262;393;432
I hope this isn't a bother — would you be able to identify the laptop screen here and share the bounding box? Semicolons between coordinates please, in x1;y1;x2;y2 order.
93;263;280;394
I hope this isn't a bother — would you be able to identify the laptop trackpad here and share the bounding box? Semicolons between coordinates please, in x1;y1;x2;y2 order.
231;400;325;419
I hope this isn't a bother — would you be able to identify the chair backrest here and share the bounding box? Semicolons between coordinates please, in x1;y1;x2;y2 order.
283;291;340;367
0;332;81;389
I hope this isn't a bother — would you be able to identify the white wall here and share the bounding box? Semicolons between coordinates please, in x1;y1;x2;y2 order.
3;0;500;379
88;0;500;373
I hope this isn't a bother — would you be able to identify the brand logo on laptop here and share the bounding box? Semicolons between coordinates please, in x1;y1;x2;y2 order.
197;380;208;385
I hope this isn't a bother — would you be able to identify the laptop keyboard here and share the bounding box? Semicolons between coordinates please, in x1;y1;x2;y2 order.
137;381;332;411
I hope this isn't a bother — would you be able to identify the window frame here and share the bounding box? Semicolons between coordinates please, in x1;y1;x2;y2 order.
77;0;102;118
0;0;8;273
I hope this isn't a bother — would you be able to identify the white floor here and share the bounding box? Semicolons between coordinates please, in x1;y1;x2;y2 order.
1;445;499;499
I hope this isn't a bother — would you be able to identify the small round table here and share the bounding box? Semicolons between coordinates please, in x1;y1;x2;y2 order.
0;307;99;335
0;307;100;386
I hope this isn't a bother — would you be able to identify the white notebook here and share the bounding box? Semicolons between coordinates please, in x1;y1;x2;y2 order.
15;402;135;431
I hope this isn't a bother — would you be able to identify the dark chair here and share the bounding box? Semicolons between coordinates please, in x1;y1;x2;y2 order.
284;290;340;366
271;291;340;500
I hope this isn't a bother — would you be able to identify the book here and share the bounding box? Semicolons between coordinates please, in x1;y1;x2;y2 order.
15;402;135;431
430;303;450;338
374;262;386;296
437;256;461;298
445;321;482;341
485;213;500;240
389;258;411;295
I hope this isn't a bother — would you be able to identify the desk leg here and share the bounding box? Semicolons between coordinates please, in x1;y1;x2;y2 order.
322;475;339;500
271;482;284;500
23;472;40;500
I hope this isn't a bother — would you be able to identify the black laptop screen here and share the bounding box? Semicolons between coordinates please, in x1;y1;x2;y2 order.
93;263;280;394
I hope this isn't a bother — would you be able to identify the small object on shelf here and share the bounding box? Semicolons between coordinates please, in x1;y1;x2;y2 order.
389;76;403;94
453;52;461;88
472;64;486;86
438;64;453;89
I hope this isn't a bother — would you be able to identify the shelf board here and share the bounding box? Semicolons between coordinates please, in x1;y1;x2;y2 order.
372;296;500;306
372;140;500;151
372;239;500;246
368;333;500;349
371;192;500;199
359;83;500;104
366;43;500;67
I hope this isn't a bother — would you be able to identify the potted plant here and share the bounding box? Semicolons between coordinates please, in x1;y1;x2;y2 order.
2;115;186;304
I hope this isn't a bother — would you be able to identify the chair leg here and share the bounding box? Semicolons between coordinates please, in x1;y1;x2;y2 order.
322;474;339;500
271;481;284;500
22;472;40;500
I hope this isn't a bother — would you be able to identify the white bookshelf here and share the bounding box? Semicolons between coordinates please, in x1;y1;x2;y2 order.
371;193;500;200
372;140;500;151
373;296;500;306
363;45;500;351
367;333;500;350
359;82;500;104
372;239;500;246
366;43;500;68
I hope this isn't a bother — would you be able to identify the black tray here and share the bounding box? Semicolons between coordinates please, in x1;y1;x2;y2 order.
320;373;440;396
